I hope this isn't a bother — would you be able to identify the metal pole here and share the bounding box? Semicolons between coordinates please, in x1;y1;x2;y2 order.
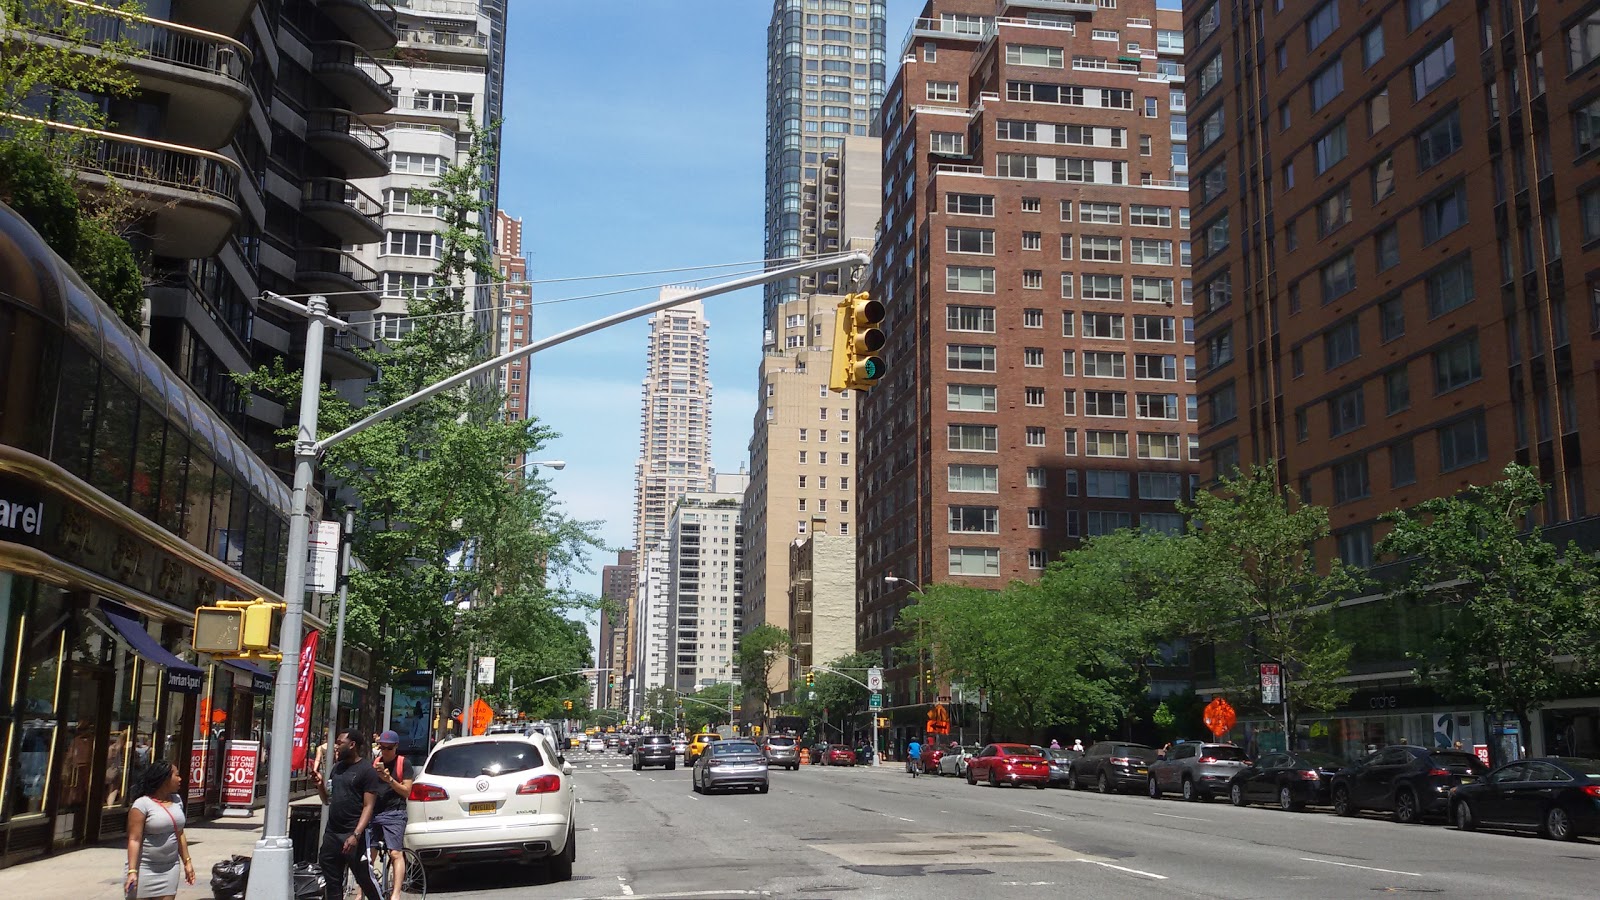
871;703;879;768
1281;663;1292;752
319;507;355;837
463;640;476;736
245;296;330;900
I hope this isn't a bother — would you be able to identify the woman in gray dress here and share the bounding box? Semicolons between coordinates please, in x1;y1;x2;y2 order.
124;760;195;899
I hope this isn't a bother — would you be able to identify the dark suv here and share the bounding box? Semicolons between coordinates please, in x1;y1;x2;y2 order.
1330;745;1488;823
632;734;676;770
1068;741;1156;793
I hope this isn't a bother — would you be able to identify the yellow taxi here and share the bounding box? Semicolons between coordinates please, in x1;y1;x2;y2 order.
685;732;722;764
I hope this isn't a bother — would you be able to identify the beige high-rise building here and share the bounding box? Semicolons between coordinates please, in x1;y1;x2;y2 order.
743;138;881;707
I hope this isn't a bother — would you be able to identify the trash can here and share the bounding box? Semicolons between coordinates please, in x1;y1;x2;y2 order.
289;805;321;864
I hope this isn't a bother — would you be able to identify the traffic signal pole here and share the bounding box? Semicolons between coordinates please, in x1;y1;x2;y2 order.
245;254;867;900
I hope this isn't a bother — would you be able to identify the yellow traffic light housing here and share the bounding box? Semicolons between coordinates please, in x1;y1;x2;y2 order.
804;671;816;686
828;292;885;393
193;598;286;660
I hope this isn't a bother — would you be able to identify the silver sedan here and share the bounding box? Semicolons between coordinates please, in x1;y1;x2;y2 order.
692;740;770;794
937;744;980;777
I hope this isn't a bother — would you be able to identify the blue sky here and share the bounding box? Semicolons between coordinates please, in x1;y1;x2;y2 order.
499;1;1180;651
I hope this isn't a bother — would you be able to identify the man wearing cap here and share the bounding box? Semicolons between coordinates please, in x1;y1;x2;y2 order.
368;731;414;900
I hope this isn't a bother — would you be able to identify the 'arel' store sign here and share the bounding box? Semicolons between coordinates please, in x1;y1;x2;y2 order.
0;498;45;538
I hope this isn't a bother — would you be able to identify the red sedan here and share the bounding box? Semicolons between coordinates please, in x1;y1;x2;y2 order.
824;744;857;766
965;743;1050;788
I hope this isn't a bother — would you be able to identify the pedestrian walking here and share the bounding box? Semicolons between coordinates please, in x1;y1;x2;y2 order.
368;731;415;900
124;759;195;899
311;729;384;900
1071;739;1084;755
907;738;922;777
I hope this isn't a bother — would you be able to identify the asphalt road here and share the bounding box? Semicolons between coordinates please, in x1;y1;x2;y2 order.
422;750;1600;899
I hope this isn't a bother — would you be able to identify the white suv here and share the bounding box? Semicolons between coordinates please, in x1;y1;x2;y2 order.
405;735;577;879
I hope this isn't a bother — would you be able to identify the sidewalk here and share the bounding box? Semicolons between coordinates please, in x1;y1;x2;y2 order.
0;803;319;900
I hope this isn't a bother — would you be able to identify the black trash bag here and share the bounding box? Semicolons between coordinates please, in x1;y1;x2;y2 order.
292;861;326;900
210;854;250;900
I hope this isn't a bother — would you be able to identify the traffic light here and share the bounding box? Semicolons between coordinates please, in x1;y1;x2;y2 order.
828;292;885;393
924;671;933;686
563;700;573;711
193;598;285;660
804;671;816;686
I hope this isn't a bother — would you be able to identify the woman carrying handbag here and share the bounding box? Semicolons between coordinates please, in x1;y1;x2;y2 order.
124;760;196;899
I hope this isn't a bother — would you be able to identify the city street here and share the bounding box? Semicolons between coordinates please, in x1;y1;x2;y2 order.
426;749;1600;899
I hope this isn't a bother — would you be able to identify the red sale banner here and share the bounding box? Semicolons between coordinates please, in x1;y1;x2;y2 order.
222;740;260;809
188;740;209;804
290;630;321;770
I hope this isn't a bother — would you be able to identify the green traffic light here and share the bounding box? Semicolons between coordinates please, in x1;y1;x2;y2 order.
861;357;884;380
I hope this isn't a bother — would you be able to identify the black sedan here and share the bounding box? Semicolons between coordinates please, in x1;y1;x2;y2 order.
1228;750;1344;811
1331;745;1489;823
1450;757;1600;841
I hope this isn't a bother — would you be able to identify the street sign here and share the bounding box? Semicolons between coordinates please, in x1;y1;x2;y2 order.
868;693;882;709
307;520;342;593
478;656;496;684
1259;663;1282;705
926;704;951;735
866;667;883;691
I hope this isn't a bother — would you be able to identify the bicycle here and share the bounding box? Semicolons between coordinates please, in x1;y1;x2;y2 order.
366;829;427;898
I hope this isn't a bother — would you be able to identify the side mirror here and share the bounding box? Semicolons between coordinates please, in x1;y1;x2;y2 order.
562;762;574;776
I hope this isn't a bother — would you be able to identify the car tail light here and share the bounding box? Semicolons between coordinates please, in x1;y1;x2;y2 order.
409;783;448;802
1582;785;1600;799
516;774;562;794
1300;770;1322;781
1198;756;1217;764
1427;768;1451;777
1111;757;1137;766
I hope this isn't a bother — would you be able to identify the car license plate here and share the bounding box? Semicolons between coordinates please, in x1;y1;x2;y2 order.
468;801;496;815
1136;767;1149;775
1457;776;1476;784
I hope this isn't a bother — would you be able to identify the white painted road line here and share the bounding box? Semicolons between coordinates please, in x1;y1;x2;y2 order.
1080;860;1168;880
617;876;635;896
1299;857;1424;877
1151;812;1210;821
1019;809;1070;821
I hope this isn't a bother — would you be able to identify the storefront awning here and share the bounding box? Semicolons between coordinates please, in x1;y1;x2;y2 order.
103;609;204;694
224;659;275;695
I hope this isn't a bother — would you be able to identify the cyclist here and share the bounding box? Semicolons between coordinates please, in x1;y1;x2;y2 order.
906;738;921;777
368;731;414;900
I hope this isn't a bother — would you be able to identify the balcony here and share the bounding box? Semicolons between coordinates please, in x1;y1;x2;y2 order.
902;15;988;53
304;108;389;178
391;0;479;18
315;0;398;51
171;0;258;38
1000;0;1098;13
24;1;253;149
11;115;241;258
295;327;378;381
300;177;383;244
294;246;381;311
312;41;394;115
395;27;488;64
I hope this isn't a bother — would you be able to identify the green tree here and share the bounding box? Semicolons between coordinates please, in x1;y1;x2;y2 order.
1173;465;1363;740
1378;463;1600;766
1;0;145;142
735;624;790;732
795;652;876;742
675;682;736;734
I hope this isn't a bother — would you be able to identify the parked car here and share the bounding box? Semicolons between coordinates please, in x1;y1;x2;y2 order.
965;743;1050;788
632;734;676;770
1331;745;1489;823
1450;757;1600;840
937;745;979;777
585;736;605;753
672;737;688;756
1043;748;1079;787
762;735;800;770
1147;741;1250;802
824;744;857;766
1068;741;1156;793
1228;750;1345;810
692;739;770;794
685;732;722;764
808;740;829;764
405;734;576;879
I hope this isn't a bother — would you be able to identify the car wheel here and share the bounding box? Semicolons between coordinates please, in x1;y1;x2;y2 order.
548;823;575;882
1063;767;1076;790
1148;776;1162;799
692;775;702;794
1230;783;1247;807
1035;782;1048;790
1542;805;1574;841
1394;788;1420;824
988;767;1000;787
1098;772;1112;794
967;767;977;786
1333;785;1356;817
632;761;641;771
1454;800;1476;832
1278;785;1302;812
666;762;675;771
1181;778;1196;802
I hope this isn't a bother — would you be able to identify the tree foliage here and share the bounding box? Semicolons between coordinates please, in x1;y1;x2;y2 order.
237;124;605;730
791;652;876;740
1171;465;1361;732
1378;463;1600;763
734;624;790;730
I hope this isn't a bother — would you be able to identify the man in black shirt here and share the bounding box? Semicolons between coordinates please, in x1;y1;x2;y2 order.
367;730;414;900
312;729;384;900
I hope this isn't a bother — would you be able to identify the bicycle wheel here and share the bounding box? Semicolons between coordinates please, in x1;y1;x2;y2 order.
399;848;427;897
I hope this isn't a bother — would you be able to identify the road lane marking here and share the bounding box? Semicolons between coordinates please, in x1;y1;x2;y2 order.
1299;858;1423;877
1019;809;1070;821
1080;860;1168;880
1151;812;1210;821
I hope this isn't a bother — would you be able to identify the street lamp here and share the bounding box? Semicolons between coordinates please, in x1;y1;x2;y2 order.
883;574;924;592
506;459;567;474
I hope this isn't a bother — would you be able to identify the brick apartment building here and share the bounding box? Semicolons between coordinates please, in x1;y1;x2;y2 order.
858;0;1197;708
1183;0;1600;757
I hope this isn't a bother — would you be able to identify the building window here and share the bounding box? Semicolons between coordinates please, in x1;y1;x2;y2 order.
1391;439;1417;487
947;305;997;332
1314;122;1348;174
1320;252;1357;303
1324;319;1360;369
1309;61;1344;113
1328;386;1366;436
1419;183;1468;245
1085;430;1130;458
1433;335;1482;394
947;227;997;255
947;345;998;371
1027;508;1049;529
1087;511;1134;536
1385;367;1411;414
1417;109;1464;170
1024;347;1045;367
947;266;997;293
1028;549;1047;569
1367;87;1391;134
1025;386;1046;406
927;81;960;102
1332;456;1371;504
1336;526;1373;569
1375;227;1400;273
1026;427;1047;447
949;464;1000;493
1412;38;1456;100
1380;296;1405;341
1023;308;1045;328
948;384;998;412
1207;384;1238;424
1083;350;1126;378
1438;414;1489;471
1085;470;1130;498
1027;466;1048;487
1362;24;1385;68
1085;390;1128;417
948;424;999;452
1572;13;1600;73
1022;231;1042;251
949;547;1000;576
1426;256;1475;317
949;506;1000;534
947;193;995;216
1082;274;1124;300
1371;153;1395;202
931;131;967;154
1406;0;1448;32
1306;0;1340;51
